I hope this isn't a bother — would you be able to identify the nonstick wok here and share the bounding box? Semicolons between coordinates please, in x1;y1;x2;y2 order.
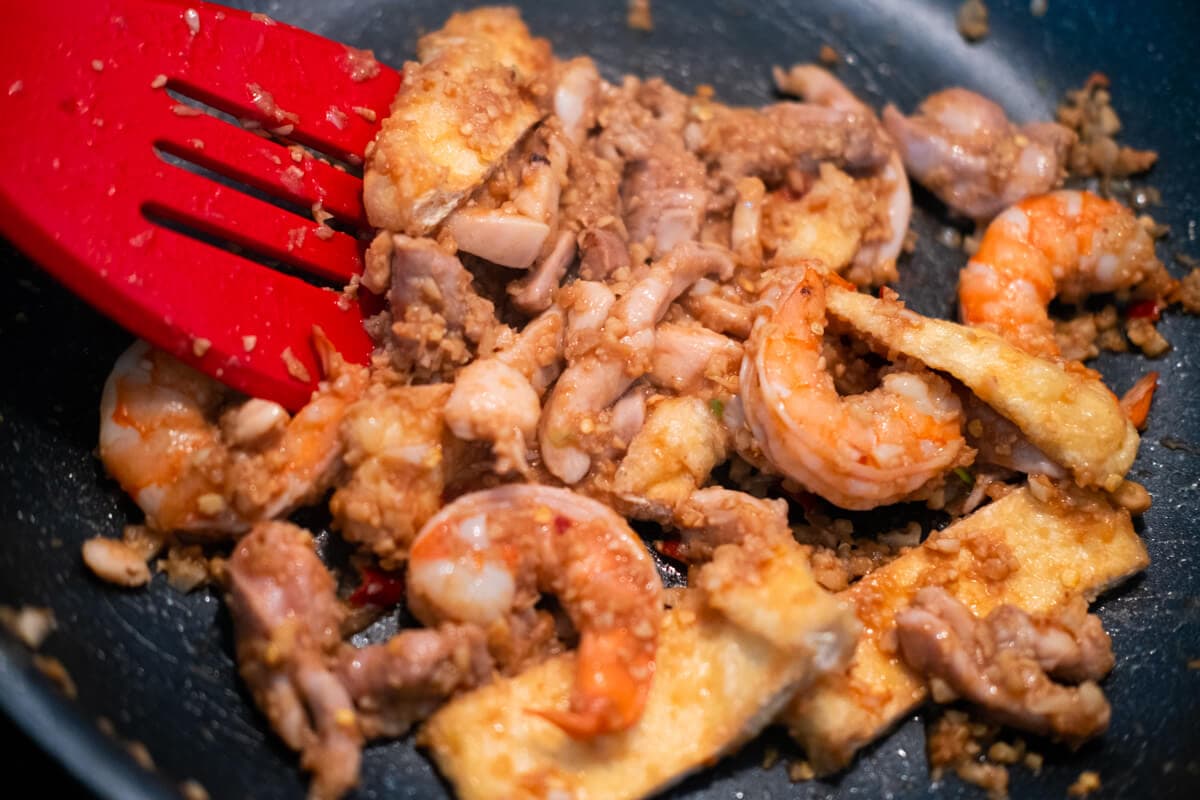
2;0;1199;797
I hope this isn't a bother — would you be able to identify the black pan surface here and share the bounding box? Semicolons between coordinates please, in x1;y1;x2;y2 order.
2;1;1199;797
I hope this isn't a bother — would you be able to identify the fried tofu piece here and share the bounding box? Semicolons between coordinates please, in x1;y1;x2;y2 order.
420;543;857;800
417;6;554;85
781;483;1148;774
696;540;854;656
612;397;728;516
825;285;1139;491
364;14;547;234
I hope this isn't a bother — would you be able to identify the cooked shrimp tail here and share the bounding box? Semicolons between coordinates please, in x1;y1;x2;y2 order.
530;627;653;738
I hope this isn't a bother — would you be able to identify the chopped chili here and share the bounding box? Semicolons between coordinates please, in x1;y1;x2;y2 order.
659;539;685;560
348;566;405;608
1126;299;1162;322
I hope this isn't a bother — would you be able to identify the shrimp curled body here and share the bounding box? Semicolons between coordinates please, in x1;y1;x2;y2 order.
959;190;1163;358
406;485;663;739
740;269;966;510
99;337;365;536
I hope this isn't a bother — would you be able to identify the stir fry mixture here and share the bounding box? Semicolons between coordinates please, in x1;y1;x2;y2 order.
86;7;1193;799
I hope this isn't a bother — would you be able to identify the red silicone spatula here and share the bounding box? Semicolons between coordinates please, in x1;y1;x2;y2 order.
0;0;402;409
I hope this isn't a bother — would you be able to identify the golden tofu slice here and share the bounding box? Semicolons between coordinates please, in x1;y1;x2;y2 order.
825;285;1139;491
781;483;1148;774
417;6;554;84
613;397;728;516
420;544;857;800
364;43;542;234
696;540;853;657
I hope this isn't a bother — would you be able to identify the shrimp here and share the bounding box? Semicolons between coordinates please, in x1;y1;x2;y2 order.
740;268;967;509
959;190;1165;358
882;88;1075;221
99;333;365;536
406;485;663;739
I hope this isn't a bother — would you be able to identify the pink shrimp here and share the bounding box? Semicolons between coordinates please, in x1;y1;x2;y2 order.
959;190;1163;358
740;268;967;509
883;88;1075;221
99;331;366;536
406;485;663;738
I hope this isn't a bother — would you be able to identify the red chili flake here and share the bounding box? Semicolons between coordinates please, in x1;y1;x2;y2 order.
348;566;405;608
1126;299;1163;321
659;539;685;560
553;516;571;535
